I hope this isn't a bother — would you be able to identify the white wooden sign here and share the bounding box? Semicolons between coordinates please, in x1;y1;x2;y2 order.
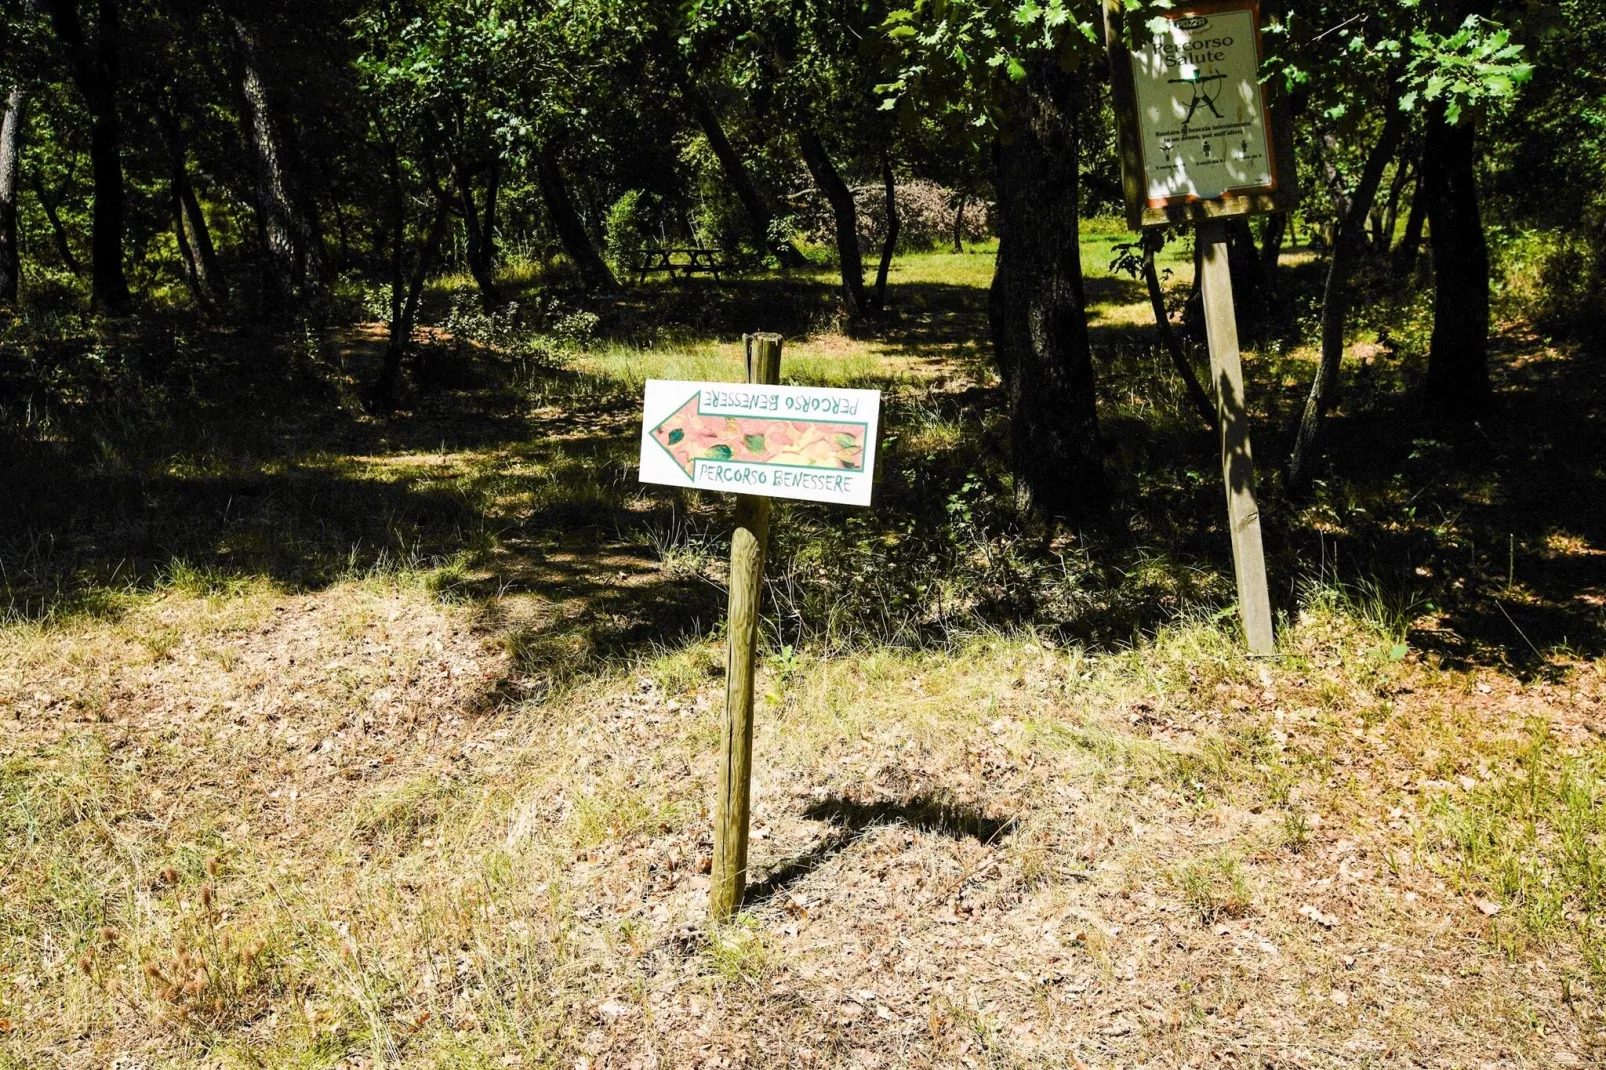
1130;4;1276;205
638;380;881;506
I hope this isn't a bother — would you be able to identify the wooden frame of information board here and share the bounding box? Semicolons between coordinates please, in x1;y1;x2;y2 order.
1105;0;1298;231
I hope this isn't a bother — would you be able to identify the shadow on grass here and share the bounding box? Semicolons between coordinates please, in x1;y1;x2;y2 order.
744;795;1017;906
3;253;1602;679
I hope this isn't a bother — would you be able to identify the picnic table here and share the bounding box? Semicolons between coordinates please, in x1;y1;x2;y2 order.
631;246;727;284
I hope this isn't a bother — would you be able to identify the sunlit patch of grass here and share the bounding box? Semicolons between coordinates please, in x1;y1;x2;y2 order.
1431;722;1606;976
1170;852;1255;925
562;340;902;397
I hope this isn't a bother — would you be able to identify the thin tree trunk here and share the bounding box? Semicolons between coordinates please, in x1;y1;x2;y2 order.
872;159;898;313
1392;163;1427;278
376;183;453;405
797;127;869;320
231;15;321;302
1225;217;1265;336
990;60;1106;520
952;192;967;252
156;106;227;304
1422;110;1492;416
456;162;503;306
49;0;130;313
1379;154;1413;252
685;85;805;267
1287;104;1409;493
30;174;81;275
481;158;500;268
1259;212;1287;284
172;185;203;302
1143;239;1217;431
0;86;25;303
177;178;225;302
535;145;615;291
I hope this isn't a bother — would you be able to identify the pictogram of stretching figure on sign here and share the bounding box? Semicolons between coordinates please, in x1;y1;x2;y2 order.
1169;71;1226;126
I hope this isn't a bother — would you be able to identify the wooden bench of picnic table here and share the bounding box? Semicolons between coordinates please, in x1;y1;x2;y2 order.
631;246;726;284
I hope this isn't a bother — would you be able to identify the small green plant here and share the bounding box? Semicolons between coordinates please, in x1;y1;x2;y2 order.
1171;854;1254;924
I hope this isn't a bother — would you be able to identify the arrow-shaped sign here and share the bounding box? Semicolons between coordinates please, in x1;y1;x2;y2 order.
649;391;868;479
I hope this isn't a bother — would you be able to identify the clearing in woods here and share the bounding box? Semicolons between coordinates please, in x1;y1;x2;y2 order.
2;240;1604;1067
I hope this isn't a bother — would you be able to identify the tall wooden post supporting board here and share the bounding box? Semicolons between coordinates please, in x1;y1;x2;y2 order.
1197;220;1274;655
710;332;782;921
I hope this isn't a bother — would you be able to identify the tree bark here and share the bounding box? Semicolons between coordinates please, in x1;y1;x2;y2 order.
797;127;869;320
231;14;322;303
48;0;131;313
685;85;806;267
872;159;898;313
1392;168;1427;278
30;174;81;276
1379;153;1413;252
0;86;25;303
1258;212;1287;285
535;144;615;292
1422;110;1492;416
376;182;453;405
1287;104;1409;493
481;158;500;268
1225;217;1265;336
989;61;1106;521
1142;238;1217;431
952;192;968;252
156;106;227;305
175;168;226;304
456;161;503;306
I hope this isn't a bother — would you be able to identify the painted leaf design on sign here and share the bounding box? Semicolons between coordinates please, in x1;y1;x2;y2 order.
650;391;869;479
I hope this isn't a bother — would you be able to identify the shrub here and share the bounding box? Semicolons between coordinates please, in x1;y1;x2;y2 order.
794;176;990;255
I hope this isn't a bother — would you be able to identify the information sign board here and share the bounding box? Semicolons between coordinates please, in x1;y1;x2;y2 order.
638;380;881;506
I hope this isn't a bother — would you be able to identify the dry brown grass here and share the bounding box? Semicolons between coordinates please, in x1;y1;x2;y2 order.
4;246;1605;1068
3;575;1603;1067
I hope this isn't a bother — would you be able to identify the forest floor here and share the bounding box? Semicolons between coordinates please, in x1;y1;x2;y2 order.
2;235;1604;1068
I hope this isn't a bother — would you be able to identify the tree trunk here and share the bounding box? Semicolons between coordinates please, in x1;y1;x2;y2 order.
535;145;615;292
1422;110;1492;416
872;159;898;313
231;15;321;303
1392;160;1428;278
1142;238;1216;431
376;183;453;405
456;162;503;306
797;127;869;320
1379;153;1413;252
156;106;227;305
989;61;1106;521
175;170;226;304
685;86;805;267
1287;104;1409;493
49;0;131;313
0;86;24;303
30;174;81;275
481;158;500;268
1225;217;1265;337
952;192;967;252
172;187;203;302
1258;212;1287;285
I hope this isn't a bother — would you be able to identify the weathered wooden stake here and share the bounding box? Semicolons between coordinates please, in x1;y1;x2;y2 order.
1197;220;1275;655
710;332;782;921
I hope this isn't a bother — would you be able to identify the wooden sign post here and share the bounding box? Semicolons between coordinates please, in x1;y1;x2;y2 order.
713;333;780;922
637;337;884;920
1107;0;1292;655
